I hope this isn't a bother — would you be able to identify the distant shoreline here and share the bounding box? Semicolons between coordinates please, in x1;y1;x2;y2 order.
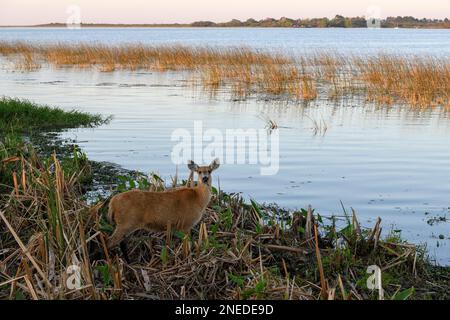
2;24;449;29
1;15;449;29
2;24;450;29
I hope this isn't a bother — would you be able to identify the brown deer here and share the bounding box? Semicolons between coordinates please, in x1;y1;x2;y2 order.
107;158;220;258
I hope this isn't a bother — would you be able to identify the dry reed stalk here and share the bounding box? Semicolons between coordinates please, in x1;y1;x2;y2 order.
182;235;191;259
78;220;98;299
351;208;362;237
12;171;19;196
314;224;328;299
337;274;347;300
198;222;209;249
305;206;314;247
21;167;27;193
0;210;52;290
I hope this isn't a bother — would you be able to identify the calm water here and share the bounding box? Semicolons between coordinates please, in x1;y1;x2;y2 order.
1;27;450;56
1;28;449;264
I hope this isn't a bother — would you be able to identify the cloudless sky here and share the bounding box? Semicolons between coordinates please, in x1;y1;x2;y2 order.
0;0;449;25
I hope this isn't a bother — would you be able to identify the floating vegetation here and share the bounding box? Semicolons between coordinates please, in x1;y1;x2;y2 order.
259;114;279;132
426;215;448;226
306;115;329;136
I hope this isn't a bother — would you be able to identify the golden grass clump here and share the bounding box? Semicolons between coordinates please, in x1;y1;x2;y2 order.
1;42;41;71
15;51;41;71
358;55;450;107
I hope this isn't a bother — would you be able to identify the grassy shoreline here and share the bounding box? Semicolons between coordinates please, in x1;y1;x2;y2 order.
0;98;105;132
0;98;109;193
0;42;448;108
1;99;449;300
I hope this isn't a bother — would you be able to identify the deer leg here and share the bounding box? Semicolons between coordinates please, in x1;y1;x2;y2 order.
120;239;130;263
108;226;131;249
108;226;135;263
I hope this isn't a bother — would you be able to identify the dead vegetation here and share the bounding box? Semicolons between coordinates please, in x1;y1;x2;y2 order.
0;42;448;108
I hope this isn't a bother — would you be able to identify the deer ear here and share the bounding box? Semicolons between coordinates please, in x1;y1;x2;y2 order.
187;160;199;171
209;158;220;171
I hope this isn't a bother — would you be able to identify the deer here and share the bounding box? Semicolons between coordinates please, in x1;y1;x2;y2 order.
107;158;220;260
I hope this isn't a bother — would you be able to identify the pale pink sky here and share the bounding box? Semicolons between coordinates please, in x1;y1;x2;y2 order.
0;0;449;25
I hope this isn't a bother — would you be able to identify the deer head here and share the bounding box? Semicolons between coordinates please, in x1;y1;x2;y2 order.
188;158;220;187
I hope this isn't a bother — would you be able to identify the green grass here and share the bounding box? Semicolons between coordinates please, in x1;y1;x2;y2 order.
0;97;107;194
0;97;106;132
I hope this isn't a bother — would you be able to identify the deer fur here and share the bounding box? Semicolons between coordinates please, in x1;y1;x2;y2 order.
107;158;220;250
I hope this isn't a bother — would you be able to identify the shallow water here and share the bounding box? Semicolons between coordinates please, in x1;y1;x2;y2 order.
0;28;449;264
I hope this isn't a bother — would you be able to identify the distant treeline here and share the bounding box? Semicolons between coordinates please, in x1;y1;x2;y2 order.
27;15;450;29
191;15;450;28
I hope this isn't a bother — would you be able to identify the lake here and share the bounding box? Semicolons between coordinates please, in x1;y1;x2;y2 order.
1;27;450;56
0;27;449;264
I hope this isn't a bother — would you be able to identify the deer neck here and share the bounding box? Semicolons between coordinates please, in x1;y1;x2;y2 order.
196;183;212;205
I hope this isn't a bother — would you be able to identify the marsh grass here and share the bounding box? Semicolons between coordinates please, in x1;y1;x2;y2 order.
15;51;40;71
356;55;450;108
1;42;448;107
0;97;106;132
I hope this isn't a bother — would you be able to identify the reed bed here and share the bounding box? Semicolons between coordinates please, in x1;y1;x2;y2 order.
356;55;450;107
0;41;448;107
1;139;447;300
